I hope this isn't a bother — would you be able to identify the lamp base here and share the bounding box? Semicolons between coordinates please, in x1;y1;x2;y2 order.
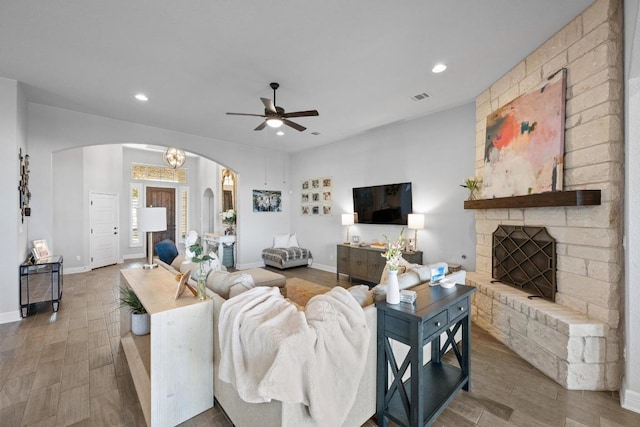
143;231;157;269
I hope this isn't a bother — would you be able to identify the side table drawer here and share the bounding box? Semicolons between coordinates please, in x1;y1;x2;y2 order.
422;309;448;339
449;298;470;323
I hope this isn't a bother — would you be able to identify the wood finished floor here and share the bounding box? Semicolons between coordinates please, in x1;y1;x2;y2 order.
0;260;637;426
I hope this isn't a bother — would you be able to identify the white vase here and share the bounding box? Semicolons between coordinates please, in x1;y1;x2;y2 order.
131;312;150;335
386;269;400;304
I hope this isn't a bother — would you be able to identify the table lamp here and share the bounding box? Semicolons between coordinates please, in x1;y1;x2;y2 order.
139;207;167;269
341;213;355;244
407;213;425;252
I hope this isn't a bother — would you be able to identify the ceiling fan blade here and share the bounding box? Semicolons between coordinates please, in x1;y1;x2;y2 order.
282;110;319;118
254;121;267;131
261;98;277;114
283;119;306;132
226;112;266;117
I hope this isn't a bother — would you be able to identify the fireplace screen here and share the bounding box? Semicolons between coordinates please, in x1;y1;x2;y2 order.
492;225;556;301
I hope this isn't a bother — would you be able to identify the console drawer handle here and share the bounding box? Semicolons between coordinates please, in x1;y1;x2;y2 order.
459;306;465;311
435;321;441;327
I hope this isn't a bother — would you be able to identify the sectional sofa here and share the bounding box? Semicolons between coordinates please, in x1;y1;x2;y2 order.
154;256;462;426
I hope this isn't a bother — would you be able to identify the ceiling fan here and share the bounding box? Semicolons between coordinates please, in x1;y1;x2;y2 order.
226;82;319;132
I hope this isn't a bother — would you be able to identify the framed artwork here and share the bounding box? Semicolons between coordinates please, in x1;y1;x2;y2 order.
174;270;191;299
253;190;282;212
301;177;332;216
32;240;50;260
482;69;566;198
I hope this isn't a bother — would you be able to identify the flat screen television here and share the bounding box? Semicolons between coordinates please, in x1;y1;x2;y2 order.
352;182;413;225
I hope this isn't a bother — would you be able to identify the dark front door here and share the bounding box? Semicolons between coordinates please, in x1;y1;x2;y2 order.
146;187;176;252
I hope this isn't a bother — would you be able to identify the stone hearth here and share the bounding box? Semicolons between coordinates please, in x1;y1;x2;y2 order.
466;272;608;389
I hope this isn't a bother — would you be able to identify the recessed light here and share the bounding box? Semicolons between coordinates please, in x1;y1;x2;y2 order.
134;93;149;102
276;130;284;136
432;63;447;73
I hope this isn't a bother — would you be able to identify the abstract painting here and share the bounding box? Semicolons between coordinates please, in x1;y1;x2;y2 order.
483;69;566;198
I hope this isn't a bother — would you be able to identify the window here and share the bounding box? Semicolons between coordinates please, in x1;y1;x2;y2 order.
130;183;142;247
131;163;187;183
179;187;189;242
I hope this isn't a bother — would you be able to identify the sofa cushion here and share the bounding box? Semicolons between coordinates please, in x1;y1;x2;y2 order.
170;254;185;271
372;270;421;302
243;268;286;288
207;271;255;299
379;256;420;284
155;239;178;265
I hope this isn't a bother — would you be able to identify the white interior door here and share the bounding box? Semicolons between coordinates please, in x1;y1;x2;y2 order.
90;192;119;269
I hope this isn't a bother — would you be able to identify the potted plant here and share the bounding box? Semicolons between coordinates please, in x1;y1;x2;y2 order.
120;287;150;335
220;209;236;235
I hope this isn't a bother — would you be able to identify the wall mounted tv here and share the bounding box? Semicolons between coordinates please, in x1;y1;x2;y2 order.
352;182;413;225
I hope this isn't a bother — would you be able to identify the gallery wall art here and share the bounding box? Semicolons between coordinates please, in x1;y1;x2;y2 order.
482;69;566;198
252;190;282;212
300;177;332;216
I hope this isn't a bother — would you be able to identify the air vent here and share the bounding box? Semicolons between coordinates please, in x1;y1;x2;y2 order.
411;92;431;101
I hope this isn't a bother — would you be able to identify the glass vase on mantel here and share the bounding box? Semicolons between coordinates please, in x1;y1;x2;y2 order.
386;269;400;304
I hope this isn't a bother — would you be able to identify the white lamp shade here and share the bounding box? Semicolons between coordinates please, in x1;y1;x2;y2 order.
342;213;355;226
138;207;167;232
408;213;425;230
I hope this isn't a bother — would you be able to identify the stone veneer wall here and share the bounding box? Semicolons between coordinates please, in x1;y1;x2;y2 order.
471;0;624;390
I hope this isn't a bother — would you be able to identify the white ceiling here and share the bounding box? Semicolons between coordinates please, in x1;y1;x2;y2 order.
0;1;594;152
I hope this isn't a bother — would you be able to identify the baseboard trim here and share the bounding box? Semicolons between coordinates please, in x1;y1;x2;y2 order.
64;266;91;275
621;378;640;414
0;310;22;324
123;253;145;260
309;263;335;273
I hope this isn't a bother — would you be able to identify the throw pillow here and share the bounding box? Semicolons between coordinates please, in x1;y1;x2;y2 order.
288;233;300;248
273;233;290;248
411;265;432;282
379;256;420;284
155;239;178;265
347;285;374;307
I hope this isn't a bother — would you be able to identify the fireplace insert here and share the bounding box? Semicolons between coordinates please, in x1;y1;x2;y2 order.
492;225;556;301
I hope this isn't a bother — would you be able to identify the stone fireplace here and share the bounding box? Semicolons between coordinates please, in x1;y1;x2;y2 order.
466;0;624;391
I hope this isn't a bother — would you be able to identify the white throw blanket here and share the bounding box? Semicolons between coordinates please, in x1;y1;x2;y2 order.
218;286;370;426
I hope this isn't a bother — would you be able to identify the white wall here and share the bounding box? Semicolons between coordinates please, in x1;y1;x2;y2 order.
52;149;85;270
290;103;477;272
0;77;26;323
623;0;640;412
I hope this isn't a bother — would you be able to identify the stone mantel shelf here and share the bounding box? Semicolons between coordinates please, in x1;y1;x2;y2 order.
463;190;601;210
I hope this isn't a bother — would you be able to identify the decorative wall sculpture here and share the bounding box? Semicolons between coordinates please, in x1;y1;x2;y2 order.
19;148;31;222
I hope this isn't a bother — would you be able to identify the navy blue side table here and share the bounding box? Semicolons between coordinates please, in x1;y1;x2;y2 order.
376;284;476;426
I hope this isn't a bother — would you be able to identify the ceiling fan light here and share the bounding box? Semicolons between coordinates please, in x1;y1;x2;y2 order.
266;118;283;128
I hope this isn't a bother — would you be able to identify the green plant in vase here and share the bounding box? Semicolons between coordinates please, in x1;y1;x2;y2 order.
189;242;211;300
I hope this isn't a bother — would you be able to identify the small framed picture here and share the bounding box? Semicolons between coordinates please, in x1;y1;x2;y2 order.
351;235;360;244
32;240;50;260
